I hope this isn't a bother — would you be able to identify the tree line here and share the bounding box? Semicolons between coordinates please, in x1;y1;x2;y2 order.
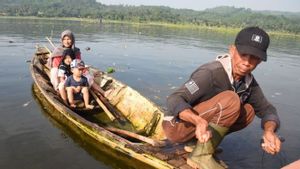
1;0;300;34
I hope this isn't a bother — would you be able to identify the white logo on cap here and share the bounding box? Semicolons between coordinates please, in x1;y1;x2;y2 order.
251;34;262;43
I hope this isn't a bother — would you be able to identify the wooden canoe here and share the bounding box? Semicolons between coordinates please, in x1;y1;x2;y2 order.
30;45;193;169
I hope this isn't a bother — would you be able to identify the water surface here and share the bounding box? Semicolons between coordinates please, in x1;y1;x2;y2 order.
0;18;300;169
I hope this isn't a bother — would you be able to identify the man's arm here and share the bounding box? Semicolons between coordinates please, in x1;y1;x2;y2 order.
262;121;281;155
167;68;213;117
247;80;280;131
179;109;212;143
247;80;281;154
166;67;215;143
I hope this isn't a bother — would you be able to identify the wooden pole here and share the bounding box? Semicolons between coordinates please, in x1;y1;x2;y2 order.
93;89;126;122
104;126;166;147
90;90;116;121
46;36;56;49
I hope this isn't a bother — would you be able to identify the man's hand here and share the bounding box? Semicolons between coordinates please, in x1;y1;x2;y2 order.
195;120;212;143
262;121;281;155
179;109;212;143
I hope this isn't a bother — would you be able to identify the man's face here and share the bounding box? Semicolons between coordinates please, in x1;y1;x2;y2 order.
230;45;261;79
62;36;72;48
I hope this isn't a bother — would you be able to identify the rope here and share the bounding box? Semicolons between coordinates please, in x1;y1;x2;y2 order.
198;102;222;125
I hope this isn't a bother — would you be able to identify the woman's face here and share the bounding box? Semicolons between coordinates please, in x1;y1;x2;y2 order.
62;36;72;48
63;55;72;65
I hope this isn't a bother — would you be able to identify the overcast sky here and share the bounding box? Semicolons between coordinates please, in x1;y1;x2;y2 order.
97;0;300;12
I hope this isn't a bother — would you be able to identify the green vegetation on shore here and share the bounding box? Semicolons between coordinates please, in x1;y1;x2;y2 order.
1;0;300;35
1;15;298;39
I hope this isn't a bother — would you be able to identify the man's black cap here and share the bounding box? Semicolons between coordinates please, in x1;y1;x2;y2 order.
235;26;270;61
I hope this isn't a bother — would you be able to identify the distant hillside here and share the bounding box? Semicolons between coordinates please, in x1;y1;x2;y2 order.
0;0;99;17
257;10;300;19
1;1;300;34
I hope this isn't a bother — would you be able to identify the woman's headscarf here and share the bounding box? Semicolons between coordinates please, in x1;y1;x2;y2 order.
51;30;80;58
49;30;81;67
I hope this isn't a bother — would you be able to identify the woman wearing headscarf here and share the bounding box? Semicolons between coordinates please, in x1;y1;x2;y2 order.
49;30;81;90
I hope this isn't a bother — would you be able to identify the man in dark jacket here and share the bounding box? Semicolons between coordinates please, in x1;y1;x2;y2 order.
162;26;281;169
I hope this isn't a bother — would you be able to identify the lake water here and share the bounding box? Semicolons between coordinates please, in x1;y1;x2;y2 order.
0;18;300;169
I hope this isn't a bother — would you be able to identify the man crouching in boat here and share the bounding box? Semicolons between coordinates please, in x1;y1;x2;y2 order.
162;27;281;169
65;59;94;109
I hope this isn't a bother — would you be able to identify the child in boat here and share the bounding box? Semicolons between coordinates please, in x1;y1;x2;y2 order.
57;49;75;104
65;59;94;109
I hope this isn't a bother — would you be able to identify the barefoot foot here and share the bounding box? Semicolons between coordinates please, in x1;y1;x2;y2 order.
70;104;76;108
85;104;94;109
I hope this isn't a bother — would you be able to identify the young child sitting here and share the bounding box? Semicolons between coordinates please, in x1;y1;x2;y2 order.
65;59;94;109
58;49;75;104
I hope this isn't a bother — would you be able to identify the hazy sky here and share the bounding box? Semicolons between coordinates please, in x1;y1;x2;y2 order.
97;0;300;12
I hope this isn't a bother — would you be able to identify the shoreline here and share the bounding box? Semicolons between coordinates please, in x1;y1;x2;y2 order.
1;16;299;38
